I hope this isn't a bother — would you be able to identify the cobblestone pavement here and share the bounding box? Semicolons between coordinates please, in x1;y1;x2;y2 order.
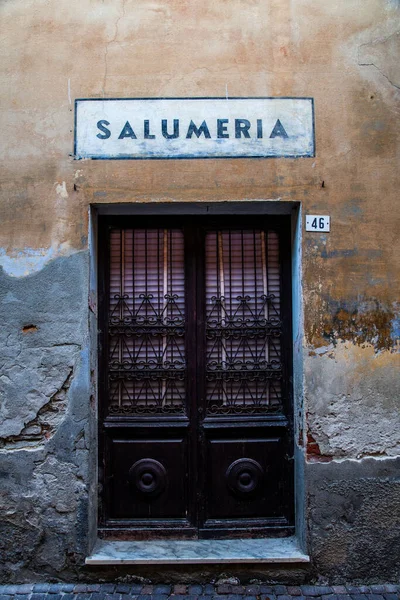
0;582;399;600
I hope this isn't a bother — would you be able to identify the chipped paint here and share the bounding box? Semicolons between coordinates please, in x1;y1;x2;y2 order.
55;181;69;199
0;244;75;277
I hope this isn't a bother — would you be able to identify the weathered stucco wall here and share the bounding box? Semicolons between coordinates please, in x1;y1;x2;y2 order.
0;0;399;583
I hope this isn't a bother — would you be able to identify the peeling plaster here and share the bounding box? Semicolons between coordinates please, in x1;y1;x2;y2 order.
306;297;400;353
305;341;400;460
0;244;75;277
55;181;69;199
0;365;74;450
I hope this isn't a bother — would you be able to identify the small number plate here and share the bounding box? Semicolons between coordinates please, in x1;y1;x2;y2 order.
305;215;330;232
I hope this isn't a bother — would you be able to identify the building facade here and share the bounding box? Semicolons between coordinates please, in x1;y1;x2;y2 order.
0;0;399;584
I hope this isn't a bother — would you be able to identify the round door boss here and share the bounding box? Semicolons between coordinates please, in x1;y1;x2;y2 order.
226;458;264;497
129;458;167;497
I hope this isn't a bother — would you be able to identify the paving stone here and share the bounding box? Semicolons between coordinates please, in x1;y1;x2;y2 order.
141;586;153;595
261;594;277;600
350;594;367;600
203;585;215;595
102;585;116;594
249;586;262;595
302;588;319;597
32;594;49;600
230;587;244;595
61;594;76;600
76;594;92;600
370;588;386;594
260;587;274;594
384;587;399;594
87;585;101;592
277;595;294;600
153;586;172;595
74;585;89;594
383;594;399;600
367;595;385;600
287;588;303;596
173;586;188;595
129;586;144;594
91;593;107;600
0;596;13;600
188;586;204;595
60;585;75;593
137;595;152;600
302;588;331;597
275;587;288;596
332;588;348;595
217;586;232;595
33;584;52;593
14;585;33;595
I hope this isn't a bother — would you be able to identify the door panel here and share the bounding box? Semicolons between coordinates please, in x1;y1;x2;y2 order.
107;434;188;519
204;433;287;520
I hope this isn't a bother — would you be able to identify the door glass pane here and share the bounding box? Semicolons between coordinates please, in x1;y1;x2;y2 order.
205;229;283;414
108;228;186;414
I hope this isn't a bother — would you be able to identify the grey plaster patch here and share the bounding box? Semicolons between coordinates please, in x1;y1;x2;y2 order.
0;252;88;443
305;343;400;459
0;251;91;581
307;456;400;582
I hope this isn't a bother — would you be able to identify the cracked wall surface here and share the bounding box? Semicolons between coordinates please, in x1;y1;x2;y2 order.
0;0;399;584
0;253;92;581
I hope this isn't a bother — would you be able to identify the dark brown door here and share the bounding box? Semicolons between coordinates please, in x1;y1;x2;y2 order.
98;215;293;539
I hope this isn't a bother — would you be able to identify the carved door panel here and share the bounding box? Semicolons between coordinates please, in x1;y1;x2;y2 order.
99;216;293;539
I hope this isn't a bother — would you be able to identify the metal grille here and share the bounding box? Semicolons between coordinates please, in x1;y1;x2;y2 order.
205;229;282;415
108;228;186;414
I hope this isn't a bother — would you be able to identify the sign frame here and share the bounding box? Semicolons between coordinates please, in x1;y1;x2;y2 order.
74;96;315;160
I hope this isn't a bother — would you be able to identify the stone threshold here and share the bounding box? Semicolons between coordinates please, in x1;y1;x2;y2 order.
85;536;309;565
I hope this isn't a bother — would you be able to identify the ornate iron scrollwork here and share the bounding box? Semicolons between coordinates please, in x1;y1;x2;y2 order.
107;229;187;416
206;293;283;415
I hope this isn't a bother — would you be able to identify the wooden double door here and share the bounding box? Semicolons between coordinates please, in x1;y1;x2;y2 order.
98;215;294;539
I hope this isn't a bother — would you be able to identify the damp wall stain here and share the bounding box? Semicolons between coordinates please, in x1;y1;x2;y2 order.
307;298;399;352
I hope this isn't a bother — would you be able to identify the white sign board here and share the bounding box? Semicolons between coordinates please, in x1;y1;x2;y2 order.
306;215;330;232
74;97;315;160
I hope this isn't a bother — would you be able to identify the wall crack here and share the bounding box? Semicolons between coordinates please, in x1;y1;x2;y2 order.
0;366;74;451
358;31;400;90
103;0;127;95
